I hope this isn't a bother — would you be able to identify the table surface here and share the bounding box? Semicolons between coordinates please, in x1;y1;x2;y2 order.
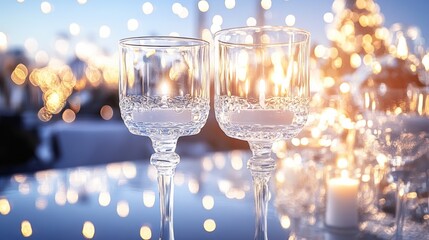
0;150;427;240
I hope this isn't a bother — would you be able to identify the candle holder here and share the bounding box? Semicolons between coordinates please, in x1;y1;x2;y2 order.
324;167;360;232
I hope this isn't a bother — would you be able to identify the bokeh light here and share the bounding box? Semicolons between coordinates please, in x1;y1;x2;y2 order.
198;0;209;12
69;23;81;36
99;25;111;38
127;19;139;31
100;105;113;120
0;32;7;51
246;17;257;26
21;220;33;237
203;219;216;232
142;2;154;15
225;0;236;9
82;221;95;239
41;1;52;14
140;226;152;240
284;15;295;26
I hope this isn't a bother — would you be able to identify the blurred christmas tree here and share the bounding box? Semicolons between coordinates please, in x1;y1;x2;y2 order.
322;0;388;78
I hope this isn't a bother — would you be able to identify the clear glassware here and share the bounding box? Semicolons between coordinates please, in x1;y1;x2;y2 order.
214;26;311;240
361;85;429;239
119;36;210;240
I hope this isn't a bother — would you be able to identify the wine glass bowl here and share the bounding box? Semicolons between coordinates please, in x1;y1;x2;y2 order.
119;36;210;240
361;85;429;239
214;26;311;240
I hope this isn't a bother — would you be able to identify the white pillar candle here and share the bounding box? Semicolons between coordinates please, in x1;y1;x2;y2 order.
230;109;294;125
325;173;359;229
133;109;192;123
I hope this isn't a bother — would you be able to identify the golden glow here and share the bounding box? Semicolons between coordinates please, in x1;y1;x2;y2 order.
339;82;351;93
323;76;335;88
143;190;156;208
21;220;33;237
11;63;28;85
140;226;152;240
117;200;130;217
202;195;215;210
82;221;95;239
67;189;79;204
350;53;362;68
198;0;209;12
55;191;67;205
98;192;111;207
280;215;291;229
100;105;114;120
396;34;408;59
203;219;216;232
0;199;11;215
62;109;76;123
336;157;348;169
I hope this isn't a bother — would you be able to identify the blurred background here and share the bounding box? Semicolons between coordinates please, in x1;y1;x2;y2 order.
1;0;428;173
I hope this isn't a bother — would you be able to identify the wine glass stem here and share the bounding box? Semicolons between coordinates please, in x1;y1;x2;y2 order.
248;142;276;240
150;139;180;240
394;178;406;240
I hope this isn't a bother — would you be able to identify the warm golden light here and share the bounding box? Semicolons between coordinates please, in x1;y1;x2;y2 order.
117;200;130;217
140;226;152;240
82;221;95;239
396;33;408;59
143;190;156;208
198;0;209;12
62;109;76;123
284;15;295;26
422;53;429;71
203;219;216;232
98;192;111;207
21;220;33;237
0;199;11;215
280;215;291;229
11;63;28;85
188;178;200;194
261;0;272;10
99;25;111;38
202;195;215;210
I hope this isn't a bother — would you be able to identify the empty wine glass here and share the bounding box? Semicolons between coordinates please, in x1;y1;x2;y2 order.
119;36;210;240
214;26;310;240
361;85;429;240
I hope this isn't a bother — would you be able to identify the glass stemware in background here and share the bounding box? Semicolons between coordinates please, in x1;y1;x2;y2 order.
361;85;429;239
119;37;210;240
214;26;310;240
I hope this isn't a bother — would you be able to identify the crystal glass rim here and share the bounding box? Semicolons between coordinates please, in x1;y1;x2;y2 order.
119;36;209;48
214;25;310;47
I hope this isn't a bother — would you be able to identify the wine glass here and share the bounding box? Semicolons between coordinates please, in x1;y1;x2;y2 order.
119;36;210;240
214;26;310;240
361;85;429;239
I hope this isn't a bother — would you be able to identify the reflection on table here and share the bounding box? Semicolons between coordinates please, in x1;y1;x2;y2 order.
0;151;427;240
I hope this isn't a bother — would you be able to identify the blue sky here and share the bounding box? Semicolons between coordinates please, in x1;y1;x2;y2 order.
1;0;428;58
